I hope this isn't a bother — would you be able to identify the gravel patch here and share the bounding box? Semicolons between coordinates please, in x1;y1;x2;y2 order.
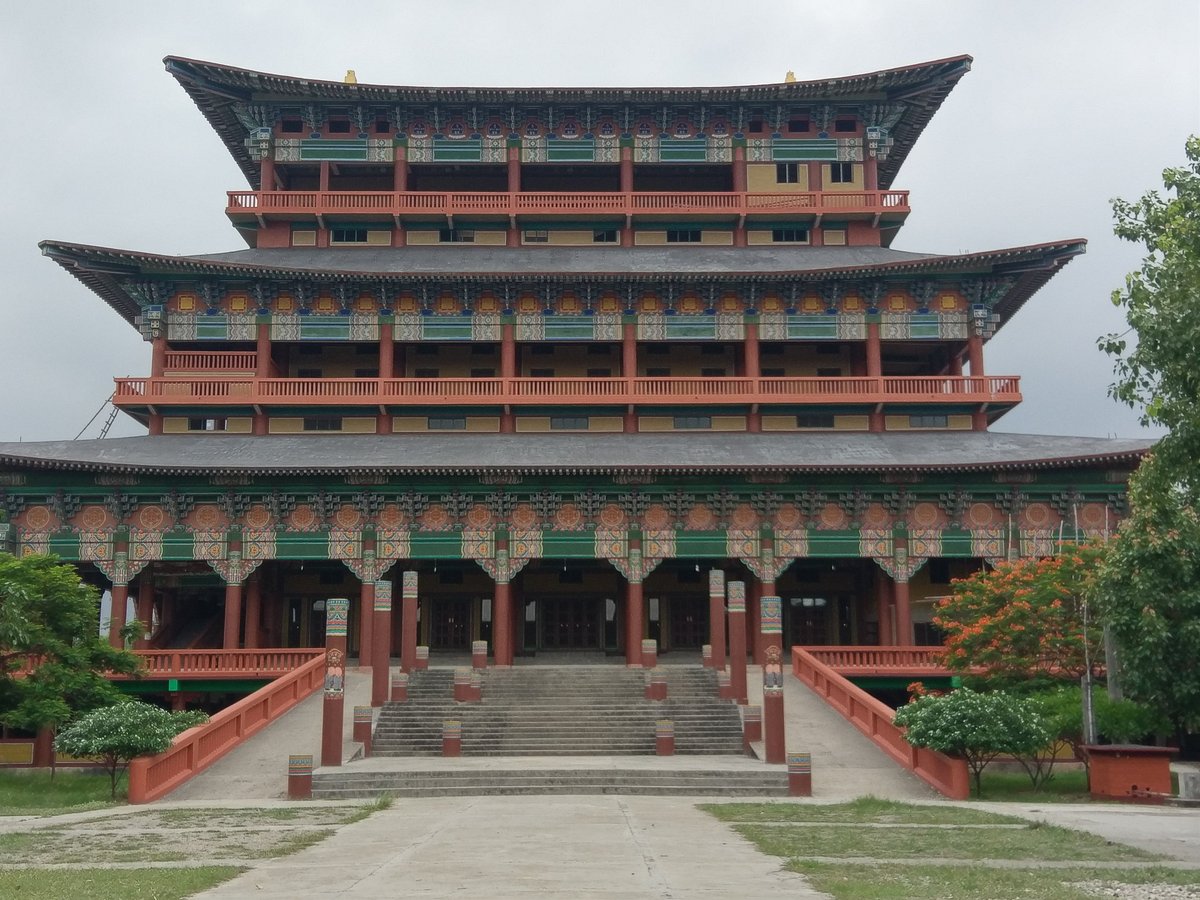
1072;881;1200;899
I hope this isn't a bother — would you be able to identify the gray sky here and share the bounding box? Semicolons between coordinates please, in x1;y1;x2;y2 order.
2;0;1196;442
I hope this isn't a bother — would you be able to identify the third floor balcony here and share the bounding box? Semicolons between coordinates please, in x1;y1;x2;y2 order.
226;189;910;225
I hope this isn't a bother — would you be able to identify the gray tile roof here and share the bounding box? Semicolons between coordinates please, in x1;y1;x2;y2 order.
0;433;1153;477
188;245;938;275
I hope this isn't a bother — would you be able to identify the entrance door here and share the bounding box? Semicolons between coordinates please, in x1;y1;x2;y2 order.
541;598;601;650
667;598;708;649
429;598;472;649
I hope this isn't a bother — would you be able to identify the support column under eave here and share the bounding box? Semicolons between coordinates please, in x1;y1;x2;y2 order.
622;322;638;433
500;323;516;433
493;581;514;667
894;577;913;646
866;321;884;433
133;573;154;649
708;569;727;671
744;322;761;432
244;574;262;649
108;583;129;649
377;323;394;435
371;580;393;707
625;580;645;666
358;580;374;667
222;581;242;650
875;570;894;646
401;571;419;672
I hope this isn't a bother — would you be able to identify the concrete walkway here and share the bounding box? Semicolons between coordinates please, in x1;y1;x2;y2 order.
193;795;825;899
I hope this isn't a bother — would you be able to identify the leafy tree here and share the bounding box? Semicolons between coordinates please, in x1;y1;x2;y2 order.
0;553;142;737
1093;472;1200;739
1101;136;1200;500
933;544;1105;691
54;702;208;798
893;688;1050;796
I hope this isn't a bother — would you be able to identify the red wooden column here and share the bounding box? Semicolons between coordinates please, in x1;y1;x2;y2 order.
625;579;645;666
758;576;778;660
744;322;761;433
150;336;167;377
133;569;154;649
108;582;129;649
358;580;374;667
866;321;884;433
400;570;419;672
371;580;393;707
760;595;786;764
967;331;988;431
732;144;747;193
320;598;350;768
377;323;394;435
708;569;727;670
493;580;514;667
260;152;276;191
727;580;748;704
747;578;763;664
244;573;262;649
393;145;408;192
875;570;894;646
894;576;913;646
500;323;516;433
622;322;638;433
222;580;243;650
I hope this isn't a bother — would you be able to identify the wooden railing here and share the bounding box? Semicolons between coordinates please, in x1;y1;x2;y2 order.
226;189;910;219
801;645;952;677
127;652;325;804
162;351;257;374
792;646;969;799
113;649;324;680
114;374;1020;408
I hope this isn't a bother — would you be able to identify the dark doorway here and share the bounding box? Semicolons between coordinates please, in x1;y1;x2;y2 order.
541;597;602;650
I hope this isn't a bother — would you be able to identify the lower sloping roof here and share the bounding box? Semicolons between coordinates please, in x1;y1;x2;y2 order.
0;433;1153;477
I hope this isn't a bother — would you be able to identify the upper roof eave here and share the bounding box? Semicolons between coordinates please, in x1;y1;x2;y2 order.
163;54;973;190
38;238;1085;337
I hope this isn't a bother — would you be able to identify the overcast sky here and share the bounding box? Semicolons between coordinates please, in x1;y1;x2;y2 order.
1;1;1196;443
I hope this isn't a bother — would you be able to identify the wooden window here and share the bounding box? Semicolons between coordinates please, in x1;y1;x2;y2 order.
748;119;765;134
187;417;226;432
280;117;304;134
592;229;618;243
797;413;835;429
772;228;809;243
439;228;476;243
775;163;799;184
331;227;369;244
834;118;857;133
428;416;466;430
524;230;549;243
303;416;343;432
910;414;948;428
673;415;711;429
550;416;589;430
328;119;351;134
829;163;854;184
788;118;810;133
666;229;701;243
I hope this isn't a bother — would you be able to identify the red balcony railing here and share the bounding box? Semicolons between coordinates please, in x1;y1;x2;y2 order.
113;374;1020;409
226;189;910;220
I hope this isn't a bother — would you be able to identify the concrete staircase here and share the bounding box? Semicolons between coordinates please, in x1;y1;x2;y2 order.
310;766;787;798
370;666;744;757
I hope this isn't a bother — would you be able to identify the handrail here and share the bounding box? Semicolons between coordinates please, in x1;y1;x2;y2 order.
112;649;325;679
792;645;970;800
800;645;952;676
227;189;911;219
127;652;325;803
162;351;257;373
113;374;1021;408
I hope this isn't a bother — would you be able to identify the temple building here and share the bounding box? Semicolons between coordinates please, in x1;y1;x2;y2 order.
0;55;1151;669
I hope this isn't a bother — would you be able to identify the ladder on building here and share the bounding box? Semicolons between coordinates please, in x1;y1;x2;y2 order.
74;393;118;440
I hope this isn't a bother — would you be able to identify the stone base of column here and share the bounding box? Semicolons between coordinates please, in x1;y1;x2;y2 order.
764;687;785;765
717;670;734;700
469;670;483;702
788;751;813;796
641;639;658;670
472;640;488;669
701;644;712;668
645;669;667;701
415;646;429;669
390;672;409;702
352;707;373;758
453;668;471;702
742;705;762;754
655;720;675;756
287;755;313;800
442;721;462;757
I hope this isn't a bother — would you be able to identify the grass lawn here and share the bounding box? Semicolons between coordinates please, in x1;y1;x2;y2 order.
0;867;242;899
975;767;1092;801
0;770;121;813
700;796;1027;825
704;799;1195;900
789;862;1200;900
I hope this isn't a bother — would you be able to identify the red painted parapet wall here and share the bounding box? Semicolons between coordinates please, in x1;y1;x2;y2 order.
127;653;325;804
792;646;969;800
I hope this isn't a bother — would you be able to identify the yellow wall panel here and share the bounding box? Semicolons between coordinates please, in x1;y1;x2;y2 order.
291;230;317;247
947;414;973;430
590;416;624;432
465;417;500;433
638;416;674;432
225;417;253;434
823;229;847;246
406;230;440;245
747;162;809;192
834;415;870;431
475;231;506;246
700;231;734;246
342;417;377;433
516;417;551;433
162;417;189;434
393;418;428;432
269;418;305;434
634;231;668;246
365;230;391;246
710;415;747;431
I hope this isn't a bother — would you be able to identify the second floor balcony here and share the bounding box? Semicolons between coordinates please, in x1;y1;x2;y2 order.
114;374;1020;410
226;188;910;225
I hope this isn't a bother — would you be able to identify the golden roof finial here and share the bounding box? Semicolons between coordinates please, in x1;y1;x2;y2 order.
784;70;796;83
344;69;358;84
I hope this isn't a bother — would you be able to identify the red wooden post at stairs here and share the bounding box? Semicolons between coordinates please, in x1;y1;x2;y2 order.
320;597;349;768
761;595;786;765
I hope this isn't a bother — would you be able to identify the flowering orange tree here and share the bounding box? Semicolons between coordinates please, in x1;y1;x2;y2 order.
933;543;1107;690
